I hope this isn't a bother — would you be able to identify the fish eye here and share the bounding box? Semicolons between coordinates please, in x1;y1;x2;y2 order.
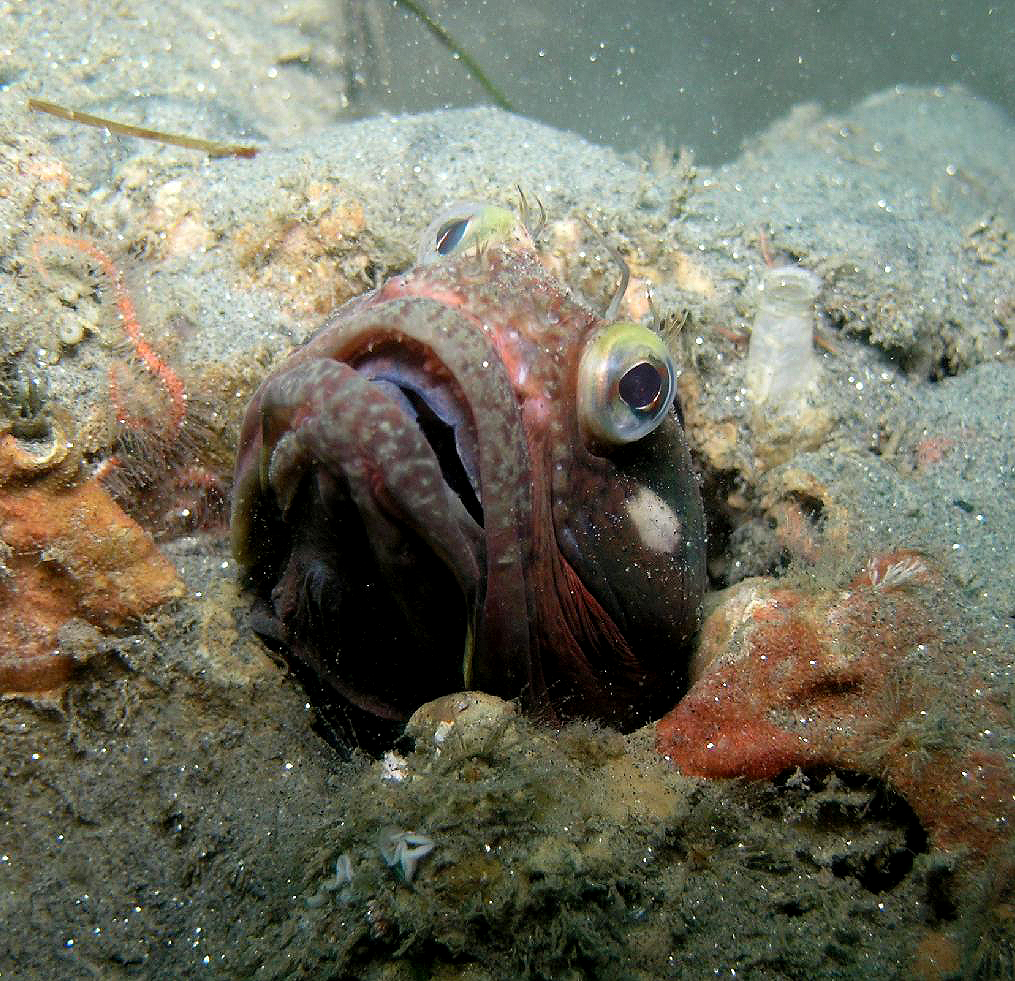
435;217;471;255
577;322;677;445
417;201;517;265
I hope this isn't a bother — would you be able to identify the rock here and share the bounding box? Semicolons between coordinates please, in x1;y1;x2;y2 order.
657;551;1015;878
0;431;183;693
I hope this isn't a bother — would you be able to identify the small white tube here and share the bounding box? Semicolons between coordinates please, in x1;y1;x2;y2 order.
744;265;822;406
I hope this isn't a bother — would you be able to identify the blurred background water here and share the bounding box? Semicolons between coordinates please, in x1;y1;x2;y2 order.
336;0;1014;162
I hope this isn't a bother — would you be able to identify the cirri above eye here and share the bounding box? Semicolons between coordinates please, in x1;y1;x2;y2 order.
416;201;517;266
577;321;677;445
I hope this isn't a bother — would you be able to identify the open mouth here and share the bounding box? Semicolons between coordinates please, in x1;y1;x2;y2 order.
398;386;484;527
237;308;538;740
357;343;486;530
254;350;493;744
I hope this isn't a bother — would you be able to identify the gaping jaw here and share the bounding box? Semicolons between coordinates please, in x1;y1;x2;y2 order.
231;295;539;741
353;339;485;531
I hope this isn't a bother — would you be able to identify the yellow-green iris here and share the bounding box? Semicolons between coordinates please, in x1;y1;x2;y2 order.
416;202;517;266
577;322;676;445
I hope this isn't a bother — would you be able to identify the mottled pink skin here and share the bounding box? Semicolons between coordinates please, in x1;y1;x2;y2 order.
232;231;706;733
657;552;1015;872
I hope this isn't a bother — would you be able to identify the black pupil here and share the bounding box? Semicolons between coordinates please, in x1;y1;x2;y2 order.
618;361;663;411
435;218;471;255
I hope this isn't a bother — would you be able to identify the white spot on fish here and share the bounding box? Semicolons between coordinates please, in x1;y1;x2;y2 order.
626;487;682;554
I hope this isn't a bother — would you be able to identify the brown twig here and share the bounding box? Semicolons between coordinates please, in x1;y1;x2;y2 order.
28;98;258;159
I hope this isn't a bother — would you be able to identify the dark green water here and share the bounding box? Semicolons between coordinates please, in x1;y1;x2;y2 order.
353;0;1014;162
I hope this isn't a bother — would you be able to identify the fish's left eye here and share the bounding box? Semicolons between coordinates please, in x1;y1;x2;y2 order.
435;217;471;255
417;201;516;265
577;322;677;445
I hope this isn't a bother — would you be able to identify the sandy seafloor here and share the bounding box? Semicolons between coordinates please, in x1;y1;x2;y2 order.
1;5;1015;980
